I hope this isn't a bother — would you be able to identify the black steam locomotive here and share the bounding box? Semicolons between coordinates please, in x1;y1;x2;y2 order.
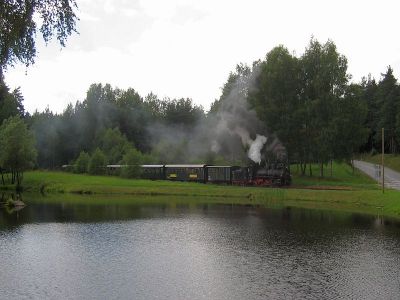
107;163;291;187
231;163;291;186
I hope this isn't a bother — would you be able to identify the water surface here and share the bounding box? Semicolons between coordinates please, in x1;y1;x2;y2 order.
1;195;400;299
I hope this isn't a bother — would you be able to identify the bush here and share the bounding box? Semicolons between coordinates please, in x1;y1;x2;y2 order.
120;148;143;178
88;148;107;175
74;151;90;173
0;116;37;187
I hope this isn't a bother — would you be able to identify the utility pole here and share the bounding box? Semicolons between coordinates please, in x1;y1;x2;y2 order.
382;128;385;194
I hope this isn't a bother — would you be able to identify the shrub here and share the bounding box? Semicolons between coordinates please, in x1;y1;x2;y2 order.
120;148;143;178
88;148;107;175
74;151;90;173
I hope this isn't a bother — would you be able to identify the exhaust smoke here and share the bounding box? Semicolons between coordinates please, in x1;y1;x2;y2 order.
248;134;267;163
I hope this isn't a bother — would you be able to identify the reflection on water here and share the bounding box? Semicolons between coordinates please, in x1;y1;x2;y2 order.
0;193;26;216
1;194;400;299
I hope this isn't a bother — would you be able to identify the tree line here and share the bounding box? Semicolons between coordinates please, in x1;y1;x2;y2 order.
1;38;400;183
1;2;400;183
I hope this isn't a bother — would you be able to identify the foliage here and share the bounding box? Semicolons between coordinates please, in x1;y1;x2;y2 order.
28;108;61;168
248;45;300;163
249;39;366;176
120;148;144;178
0;0;78;71
375;67;400;153
0;116;37;186
88;148;107;175
0;81;25;124
97;127;132;164
163;98;204;127
150;140;188;164
74;151;90;174
18;38;400;177
28;83;207;168
331;84;368;161
359;76;379;152
359;67;400;154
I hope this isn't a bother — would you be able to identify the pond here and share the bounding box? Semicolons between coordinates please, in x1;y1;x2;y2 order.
1;194;400;299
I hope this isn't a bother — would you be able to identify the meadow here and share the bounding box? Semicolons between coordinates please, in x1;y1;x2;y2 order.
5;162;398;219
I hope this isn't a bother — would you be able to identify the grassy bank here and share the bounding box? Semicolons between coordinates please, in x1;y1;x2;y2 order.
21;162;378;194
360;153;400;173
290;161;377;189
9;162;399;219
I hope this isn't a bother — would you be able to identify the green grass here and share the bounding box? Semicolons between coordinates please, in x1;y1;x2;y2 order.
290;161;378;189
21;162;376;194
360;153;400;173
11;162;400;219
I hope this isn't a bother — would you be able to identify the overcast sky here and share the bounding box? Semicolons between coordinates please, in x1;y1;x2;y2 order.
4;0;400;113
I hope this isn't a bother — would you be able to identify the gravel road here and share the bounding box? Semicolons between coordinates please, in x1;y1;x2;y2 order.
353;160;400;191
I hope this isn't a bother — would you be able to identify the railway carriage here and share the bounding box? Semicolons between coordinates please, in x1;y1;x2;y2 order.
141;165;165;180
103;163;291;186
206;166;239;184
164;164;206;182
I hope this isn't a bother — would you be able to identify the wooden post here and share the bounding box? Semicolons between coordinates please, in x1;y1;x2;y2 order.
382;128;385;194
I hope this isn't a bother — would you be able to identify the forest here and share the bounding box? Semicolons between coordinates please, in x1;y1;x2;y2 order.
1;38;400;178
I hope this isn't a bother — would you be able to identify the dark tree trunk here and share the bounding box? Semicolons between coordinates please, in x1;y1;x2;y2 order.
300;162;307;176
309;163;313;177
16;171;23;192
0;169;4;185
320;162;324;177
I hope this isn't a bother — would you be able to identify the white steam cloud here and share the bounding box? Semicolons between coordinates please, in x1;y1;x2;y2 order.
248;134;267;163
209;64;271;164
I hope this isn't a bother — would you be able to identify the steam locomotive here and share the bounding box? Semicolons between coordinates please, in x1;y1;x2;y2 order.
106;163;291;187
230;163;291;186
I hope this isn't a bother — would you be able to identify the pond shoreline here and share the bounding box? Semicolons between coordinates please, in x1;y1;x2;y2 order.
1;169;399;220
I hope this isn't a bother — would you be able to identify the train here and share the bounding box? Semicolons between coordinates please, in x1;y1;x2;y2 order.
106;163;291;187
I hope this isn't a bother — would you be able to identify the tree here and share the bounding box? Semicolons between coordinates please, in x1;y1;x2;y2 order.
375;67;400;153
0;82;25;123
88;148;107;175
332;84;368;163
97;127;132;164
0;0;78;74
115;88;150;151
299;39;349;175
120;148;143;178
0;116;37;188
359;76;379;153
249;45;301;167
74;151;90;174
28;108;61;168
163;98;204;128
249;39;356;176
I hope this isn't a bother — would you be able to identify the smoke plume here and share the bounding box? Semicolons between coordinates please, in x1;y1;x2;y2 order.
207;64;272;164
147;63;282;165
248;134;268;163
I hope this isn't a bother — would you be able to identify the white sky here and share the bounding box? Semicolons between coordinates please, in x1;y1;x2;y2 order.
4;0;400;113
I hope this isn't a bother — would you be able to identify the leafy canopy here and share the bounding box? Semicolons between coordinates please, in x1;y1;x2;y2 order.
0;0;78;71
74;151;90;174
88;148;107;175
0;115;37;172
